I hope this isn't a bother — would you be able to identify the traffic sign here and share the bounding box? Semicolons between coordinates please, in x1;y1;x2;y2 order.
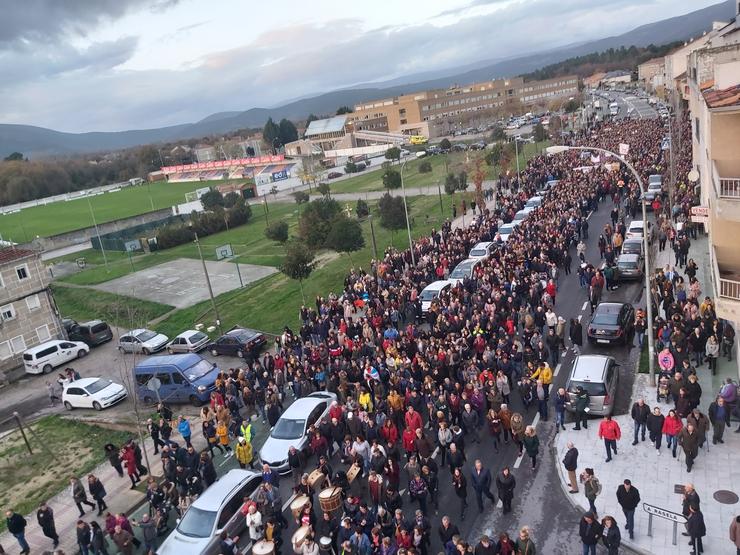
146;377;162;392
643;503;686;524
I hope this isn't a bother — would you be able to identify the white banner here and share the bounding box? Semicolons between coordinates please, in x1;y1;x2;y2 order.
619;143;630;155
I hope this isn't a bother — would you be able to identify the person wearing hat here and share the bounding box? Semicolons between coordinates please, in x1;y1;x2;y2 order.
235;436;255;470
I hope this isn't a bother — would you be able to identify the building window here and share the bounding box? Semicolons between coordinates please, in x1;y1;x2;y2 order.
26;294;41;311
36;325;51;343
10;335;26;354
15;264;29;281
0;304;15;321
0;341;10;360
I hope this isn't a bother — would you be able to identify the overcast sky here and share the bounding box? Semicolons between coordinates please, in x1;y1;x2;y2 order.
0;0;721;132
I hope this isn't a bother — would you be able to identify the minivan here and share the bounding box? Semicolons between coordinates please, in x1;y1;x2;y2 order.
64;319;113;346
156;469;261;555
564;354;619;417
23;340;90;375
133;353;220;406
524;196;543;209
419;280;452;315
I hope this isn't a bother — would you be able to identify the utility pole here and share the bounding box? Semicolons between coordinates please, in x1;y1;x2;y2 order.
87;196;108;270
368;214;378;260
193;230;222;335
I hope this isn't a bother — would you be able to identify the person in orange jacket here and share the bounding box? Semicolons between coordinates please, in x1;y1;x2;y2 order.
598;415;622;463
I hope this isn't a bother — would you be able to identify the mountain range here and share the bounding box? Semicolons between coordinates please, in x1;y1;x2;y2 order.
1;0;735;159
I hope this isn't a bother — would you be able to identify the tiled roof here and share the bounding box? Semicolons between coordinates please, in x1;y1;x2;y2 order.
704;84;740;109
700;79;715;91
0;248;36;265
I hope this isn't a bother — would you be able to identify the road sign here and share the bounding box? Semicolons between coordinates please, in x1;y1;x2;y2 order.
216;243;233;260
125;240;141;252
643;503;686;524
146;377;161;392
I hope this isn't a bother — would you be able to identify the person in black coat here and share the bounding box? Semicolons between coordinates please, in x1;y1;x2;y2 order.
616;479;640;539
437;515;460;548
579;512;603;555
199;452;218;487
600;516;621;555
470;460;496;512
569;317;583;353
36;502;59;548
495;467;516;514
647;407;665;450
686;505;706;554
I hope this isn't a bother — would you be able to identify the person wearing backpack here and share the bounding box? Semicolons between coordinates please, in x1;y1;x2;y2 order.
581;468;601;518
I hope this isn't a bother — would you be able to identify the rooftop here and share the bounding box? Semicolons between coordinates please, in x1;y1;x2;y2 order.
703;83;740;109
305;116;347;136
0;248;36;265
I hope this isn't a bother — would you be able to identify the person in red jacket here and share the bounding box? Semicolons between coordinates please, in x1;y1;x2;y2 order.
598;415;622;463
402;427;416;459
380;419;398;445
404;406;422;432
662;409;683;458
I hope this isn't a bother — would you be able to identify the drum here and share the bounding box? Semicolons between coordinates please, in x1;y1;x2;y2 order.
346;463;361;484
319;536;333;553
253;540;275;555
290;495;310;519
309;469;326;490
292;525;310;549
318;486;343;514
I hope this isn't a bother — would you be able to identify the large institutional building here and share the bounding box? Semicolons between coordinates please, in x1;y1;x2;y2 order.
344;75;579;138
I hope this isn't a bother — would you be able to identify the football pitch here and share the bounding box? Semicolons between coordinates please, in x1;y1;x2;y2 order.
0;179;240;241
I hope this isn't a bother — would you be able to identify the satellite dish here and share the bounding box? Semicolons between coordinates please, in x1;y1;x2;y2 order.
688;169;699;183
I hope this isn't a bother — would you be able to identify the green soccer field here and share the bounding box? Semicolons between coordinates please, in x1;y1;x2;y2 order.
0;179;242;241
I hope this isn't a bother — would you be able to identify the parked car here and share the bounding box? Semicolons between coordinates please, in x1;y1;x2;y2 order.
206;326;266;361
448;258;481;284
587;302;635;345
625;220;649;241
118;328;168;355
621;238;644;256
134;353;220;406
615;253;644;280
564;354;619;417
512;209;530;222
63;377;127;411
468;241;495;260
327;171;342;179
23;340;90;375
524;196;543;210
157;469;262;555
419;280;453;315
62;319;113;347
259;392;337;472
497;221;521;242
166;330;210;354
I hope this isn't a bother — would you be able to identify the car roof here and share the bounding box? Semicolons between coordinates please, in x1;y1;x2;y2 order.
422;280;451;292
623;238;641;244
280;393;333;419
25;339;66;353
190;469;259;511
628;220;644;228
125;328;149;336
226;327;259;337
570;355;613;382
65;377;106;389
595;302;627;314
134;353;203;369
177;329;203;338
471;242;493;250
454;259;478;269
618;253;640;262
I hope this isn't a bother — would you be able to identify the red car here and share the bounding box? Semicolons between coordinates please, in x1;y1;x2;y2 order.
327;172;342;179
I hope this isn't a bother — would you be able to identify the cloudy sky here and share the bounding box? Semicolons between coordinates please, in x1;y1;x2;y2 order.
0;0;722;132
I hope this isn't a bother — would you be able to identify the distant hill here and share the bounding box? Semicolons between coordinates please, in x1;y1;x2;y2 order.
1;0;735;158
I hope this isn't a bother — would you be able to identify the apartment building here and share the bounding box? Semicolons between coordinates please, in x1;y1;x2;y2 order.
637;57;665;93
687;13;740;377
346;75;579;138
0;248;62;379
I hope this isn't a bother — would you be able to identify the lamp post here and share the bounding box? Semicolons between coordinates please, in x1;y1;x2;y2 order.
399;157;416;266
546;144;657;385
191;228;222;335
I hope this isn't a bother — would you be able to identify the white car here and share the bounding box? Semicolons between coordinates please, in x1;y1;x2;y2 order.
63;377;127;411
118;328;169;355
625;220;649;241
166;330;210;354
419;280;453;314
468;242;494;260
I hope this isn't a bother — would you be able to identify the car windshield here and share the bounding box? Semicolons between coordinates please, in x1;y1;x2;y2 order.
500;225;514;234
188;332;208;343
185;359;215;381
470;249;487;257
570;380;607;396
90;323;108;333
176;506;217;538
86;379;113;394
618;261;638;269
592;310;619;326
450;264;472;279
135;330;157;342
271;418;305;440
420;290;438;301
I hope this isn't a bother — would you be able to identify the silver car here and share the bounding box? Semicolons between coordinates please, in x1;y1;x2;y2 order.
156;469;261;555
118;328;169;355
166;330;210;354
616;253;644;280
259;392;337;473
565;355;620;417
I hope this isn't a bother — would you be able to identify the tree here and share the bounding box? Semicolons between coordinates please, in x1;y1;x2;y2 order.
439;138;452;151
377;192;408;245
200;189;225;210
490;126;506;141
325;215;365;263
280;240;315;303
485;143;503;166
382;168;402;190
336;106;353;115
533;123;548;143
223;191;241;208
306;114;320;125
444;173;459;195
265;221;289;243
563;99;580;113
356;199;369;219
293;191;310;204
385;147;401;164
3;152;24;161
298;197;341;248
418;160;432;173
345;161;358;174
468;156;487;211
317;182;331;197
245;146;256;156
278;118;299;145
227;197;252;227
549;115;563;134
263;117;280;147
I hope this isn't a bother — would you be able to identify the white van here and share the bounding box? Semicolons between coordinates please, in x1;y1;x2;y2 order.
524;196;543;209
23;339;89;375
419;280;452;314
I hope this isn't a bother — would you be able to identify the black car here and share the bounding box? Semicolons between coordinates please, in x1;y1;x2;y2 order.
587;302;635;346
206;326;266;361
63;318;113;346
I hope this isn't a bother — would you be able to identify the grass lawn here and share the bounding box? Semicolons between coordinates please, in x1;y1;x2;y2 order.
155;192;473;337
56;202;300;286
0;416;133;532
0;179;244;241
51;284;175;329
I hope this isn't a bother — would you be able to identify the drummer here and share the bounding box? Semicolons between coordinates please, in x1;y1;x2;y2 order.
294;473;314;504
314;511;339;549
315;455;333;487
295;532;319;555
298;500;316;529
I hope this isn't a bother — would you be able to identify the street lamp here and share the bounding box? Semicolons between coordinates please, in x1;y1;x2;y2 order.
546;144;657;385
399;157;416;266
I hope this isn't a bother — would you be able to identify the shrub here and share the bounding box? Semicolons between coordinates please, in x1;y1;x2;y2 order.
265;221;289;243
418;160;432;173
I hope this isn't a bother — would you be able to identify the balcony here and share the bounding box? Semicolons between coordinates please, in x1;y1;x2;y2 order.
712;246;740;322
712;160;740;222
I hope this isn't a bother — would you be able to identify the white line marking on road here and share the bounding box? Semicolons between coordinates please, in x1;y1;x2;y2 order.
513;453;524;469
241;541;253;554
554;363;562;377
432;447;439;459
531;413;540;429
497;499;503;508
581;301;589;311
282;493;297;512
